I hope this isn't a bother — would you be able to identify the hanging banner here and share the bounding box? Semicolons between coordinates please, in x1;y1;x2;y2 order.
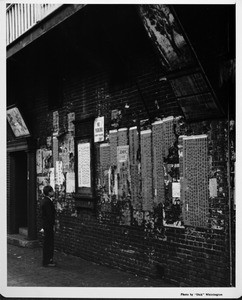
94;116;104;142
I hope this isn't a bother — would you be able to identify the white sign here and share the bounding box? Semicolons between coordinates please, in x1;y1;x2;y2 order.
172;182;180;198
56;161;64;186
117;145;129;163
49;168;55;190
209;178;217;198
78;142;91;188
94;116;104;142
66;172;75;193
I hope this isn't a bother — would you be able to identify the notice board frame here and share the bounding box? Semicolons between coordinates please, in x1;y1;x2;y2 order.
74;116;96;204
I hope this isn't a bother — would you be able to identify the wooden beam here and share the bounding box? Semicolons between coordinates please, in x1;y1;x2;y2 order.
7;4;86;59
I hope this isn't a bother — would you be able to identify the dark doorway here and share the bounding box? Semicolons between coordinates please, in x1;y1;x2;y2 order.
14;151;28;230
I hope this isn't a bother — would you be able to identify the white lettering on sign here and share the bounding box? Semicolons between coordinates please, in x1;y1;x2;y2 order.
78;142;91;188
94;116;104;142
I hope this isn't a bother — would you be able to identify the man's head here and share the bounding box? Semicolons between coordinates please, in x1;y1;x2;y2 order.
43;185;54;197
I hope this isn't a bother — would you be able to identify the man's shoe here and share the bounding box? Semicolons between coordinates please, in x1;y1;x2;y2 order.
43;262;56;267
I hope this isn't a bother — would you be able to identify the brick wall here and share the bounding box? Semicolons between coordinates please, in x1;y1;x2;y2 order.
8;46;233;287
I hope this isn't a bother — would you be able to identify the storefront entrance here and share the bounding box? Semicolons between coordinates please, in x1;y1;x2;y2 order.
7;139;37;240
14;151;28;230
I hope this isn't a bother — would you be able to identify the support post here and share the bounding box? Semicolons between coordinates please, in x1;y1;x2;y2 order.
26;150;37;240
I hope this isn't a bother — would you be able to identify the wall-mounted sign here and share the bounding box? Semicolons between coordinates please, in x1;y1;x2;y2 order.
56;161;64;186
78;142;91;188
172;182;180;198
66;172;75;193
117;145;129;163
7;106;30;138
94;116;104;142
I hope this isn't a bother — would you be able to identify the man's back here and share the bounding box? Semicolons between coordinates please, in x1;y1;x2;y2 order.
41;196;55;228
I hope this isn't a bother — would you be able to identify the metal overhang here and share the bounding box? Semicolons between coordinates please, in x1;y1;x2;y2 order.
138;4;225;121
7;4;86;59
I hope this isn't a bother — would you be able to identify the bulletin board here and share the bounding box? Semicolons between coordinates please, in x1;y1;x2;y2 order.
75;138;94;199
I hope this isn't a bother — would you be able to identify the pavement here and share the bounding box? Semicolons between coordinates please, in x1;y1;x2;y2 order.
6;243;174;288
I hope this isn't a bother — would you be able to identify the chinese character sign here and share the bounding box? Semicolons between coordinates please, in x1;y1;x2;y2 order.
94;116;104;142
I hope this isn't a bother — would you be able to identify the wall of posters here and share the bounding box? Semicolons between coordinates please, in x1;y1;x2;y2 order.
78;142;91;188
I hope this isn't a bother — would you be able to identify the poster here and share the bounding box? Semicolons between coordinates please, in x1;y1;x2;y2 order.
49;168;55;190
42;149;52;173
36;149;43;174
66;172;75;193
52;136;58;168
56;161;64;186
209;178;218;198
117;145;129;163
68;112;75;132
7;106;30;137
78;142;91;188
60;138;69;173
53;111;59;133
37;176;48;193
69;135;75;153
172;182;180;198
94;116;104;142
46;136;52;148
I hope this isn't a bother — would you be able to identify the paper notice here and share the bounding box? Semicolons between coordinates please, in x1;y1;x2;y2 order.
78;142;91;188
172;182;180;198
66;172;75;193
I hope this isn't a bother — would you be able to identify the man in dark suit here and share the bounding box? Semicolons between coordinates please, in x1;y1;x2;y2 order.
41;185;56;267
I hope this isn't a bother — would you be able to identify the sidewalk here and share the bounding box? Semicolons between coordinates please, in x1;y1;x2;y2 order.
7;244;174;287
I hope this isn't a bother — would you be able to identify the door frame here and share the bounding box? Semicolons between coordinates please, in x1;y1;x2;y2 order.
7;138;37;239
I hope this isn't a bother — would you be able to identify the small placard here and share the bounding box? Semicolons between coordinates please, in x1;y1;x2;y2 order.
209;178;218;198
117;145;129;163
94;116;104;142
172;182;180;198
